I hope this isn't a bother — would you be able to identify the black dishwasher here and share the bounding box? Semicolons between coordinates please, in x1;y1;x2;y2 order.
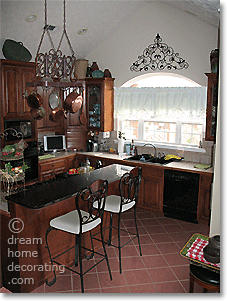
163;170;200;223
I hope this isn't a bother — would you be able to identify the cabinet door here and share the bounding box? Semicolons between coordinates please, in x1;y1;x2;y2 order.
2;65;20;118
205;73;218;141
1;61;36;118
138;167;164;212
87;82;102;130
86;78;114;132
197;174;213;224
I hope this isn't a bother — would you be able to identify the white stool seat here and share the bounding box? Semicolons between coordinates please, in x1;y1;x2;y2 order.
104;195;135;213
93;196;135;213
50;210;101;234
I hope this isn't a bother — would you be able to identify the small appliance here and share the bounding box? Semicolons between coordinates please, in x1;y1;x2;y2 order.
87;140;98;152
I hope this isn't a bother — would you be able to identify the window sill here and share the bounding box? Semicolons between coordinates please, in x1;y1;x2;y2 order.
114;140;206;153
134;141;206;153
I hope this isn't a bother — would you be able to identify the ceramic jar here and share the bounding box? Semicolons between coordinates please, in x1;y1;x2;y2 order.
91;62;99;71
104;68;112;78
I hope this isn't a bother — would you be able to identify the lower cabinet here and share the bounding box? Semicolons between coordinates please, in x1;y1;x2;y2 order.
39;158;67;181
138;166;164;212
197;174;213;224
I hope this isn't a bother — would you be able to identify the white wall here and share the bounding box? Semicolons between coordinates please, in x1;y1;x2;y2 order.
87;1;218;87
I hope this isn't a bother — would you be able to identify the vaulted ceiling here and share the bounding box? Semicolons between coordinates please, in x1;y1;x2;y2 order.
1;0;220;60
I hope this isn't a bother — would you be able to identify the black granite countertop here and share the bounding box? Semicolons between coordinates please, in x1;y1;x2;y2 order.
6;164;133;210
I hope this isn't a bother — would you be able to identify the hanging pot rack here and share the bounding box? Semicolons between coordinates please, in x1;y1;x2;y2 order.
27;0;79;90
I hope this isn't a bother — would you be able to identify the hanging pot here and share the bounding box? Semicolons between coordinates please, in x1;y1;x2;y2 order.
49;90;62;110
49;108;66;122
79;100;87;125
27;92;43;109
63;91;83;113
30;106;46;120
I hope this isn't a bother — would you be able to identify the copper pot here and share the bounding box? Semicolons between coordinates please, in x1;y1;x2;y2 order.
30;106;46;120
27;92;43;109
63;91;83;113
49;108;67;122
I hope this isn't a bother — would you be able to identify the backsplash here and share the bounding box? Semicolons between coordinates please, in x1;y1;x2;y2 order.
98;131;214;165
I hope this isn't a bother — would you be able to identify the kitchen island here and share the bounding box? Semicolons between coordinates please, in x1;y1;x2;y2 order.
1;164;132;293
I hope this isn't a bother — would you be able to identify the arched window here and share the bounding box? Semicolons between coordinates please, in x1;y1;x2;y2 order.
114;73;207;147
122;73;201;88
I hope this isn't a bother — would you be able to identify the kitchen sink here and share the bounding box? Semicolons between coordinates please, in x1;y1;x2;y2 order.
124;154;183;165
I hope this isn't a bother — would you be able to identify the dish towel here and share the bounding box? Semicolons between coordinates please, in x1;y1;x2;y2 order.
194;164;212;170
38;154;56;160
186;238;220;268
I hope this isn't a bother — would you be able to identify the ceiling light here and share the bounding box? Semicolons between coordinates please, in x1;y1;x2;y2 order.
25;14;37;22
77;28;88;35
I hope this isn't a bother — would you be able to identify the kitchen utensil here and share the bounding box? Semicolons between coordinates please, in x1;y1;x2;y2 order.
79;100;87;125
27;92;43;109
30;107;46;120
63;91;83;113
49;90;62;110
49;108;65;122
49;90;66;121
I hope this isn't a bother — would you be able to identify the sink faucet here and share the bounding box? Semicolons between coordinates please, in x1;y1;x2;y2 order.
143;143;157;158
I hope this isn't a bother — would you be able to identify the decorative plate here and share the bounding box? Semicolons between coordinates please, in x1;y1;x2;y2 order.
92;70;104;78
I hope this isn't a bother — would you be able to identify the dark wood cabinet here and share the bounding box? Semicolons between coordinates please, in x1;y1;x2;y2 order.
39;157;67;181
38;154;76;181
205;73;218;141
86;78;114;132
197;173;213;224
1;59;36;119
137;166;164;212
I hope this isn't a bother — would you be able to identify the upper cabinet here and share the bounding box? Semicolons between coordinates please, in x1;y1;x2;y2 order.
86;78;114;132
1;60;36;119
205;73;218;141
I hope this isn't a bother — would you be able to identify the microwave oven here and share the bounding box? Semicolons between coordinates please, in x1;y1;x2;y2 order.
4;120;33;141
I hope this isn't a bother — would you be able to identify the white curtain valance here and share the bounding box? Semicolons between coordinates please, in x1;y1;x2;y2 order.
114;87;207;119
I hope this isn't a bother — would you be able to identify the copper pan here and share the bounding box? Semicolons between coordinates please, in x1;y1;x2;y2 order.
27;92;43;109
63;91;83;113
30;106;46;120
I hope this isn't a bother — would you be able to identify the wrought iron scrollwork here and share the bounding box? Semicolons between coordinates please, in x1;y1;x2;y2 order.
130;33;189;72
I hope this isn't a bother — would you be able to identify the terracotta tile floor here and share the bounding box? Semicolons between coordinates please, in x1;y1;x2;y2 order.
31;208;213;294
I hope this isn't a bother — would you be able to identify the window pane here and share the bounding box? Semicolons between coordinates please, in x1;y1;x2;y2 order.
144;121;176;143
182;123;202;145
122;120;138;139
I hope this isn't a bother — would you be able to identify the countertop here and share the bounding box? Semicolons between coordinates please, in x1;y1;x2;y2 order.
38;150;214;174
76;151;214;174
5;164;133;210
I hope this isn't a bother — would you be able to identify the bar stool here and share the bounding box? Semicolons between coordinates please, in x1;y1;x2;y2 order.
189;263;220;293
45;179;112;293
94;166;142;273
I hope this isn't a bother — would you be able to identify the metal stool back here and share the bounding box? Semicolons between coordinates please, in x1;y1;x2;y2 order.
45;179;112;293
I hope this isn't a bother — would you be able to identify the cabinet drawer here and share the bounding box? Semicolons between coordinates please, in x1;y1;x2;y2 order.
39;158;66;172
